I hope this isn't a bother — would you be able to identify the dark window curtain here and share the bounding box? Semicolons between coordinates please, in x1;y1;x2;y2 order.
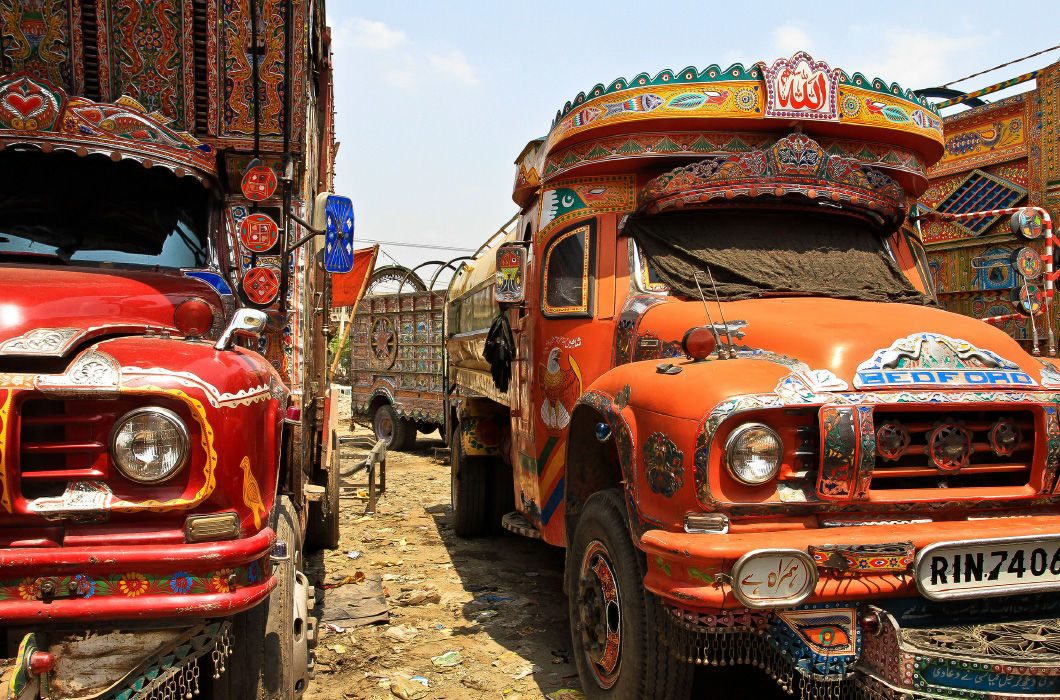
627;209;933;305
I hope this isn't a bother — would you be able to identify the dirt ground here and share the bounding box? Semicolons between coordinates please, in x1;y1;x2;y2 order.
303;427;579;700
303;398;785;700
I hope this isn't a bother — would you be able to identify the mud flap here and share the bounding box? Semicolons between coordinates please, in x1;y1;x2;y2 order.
459;401;508;458
2;634;43;700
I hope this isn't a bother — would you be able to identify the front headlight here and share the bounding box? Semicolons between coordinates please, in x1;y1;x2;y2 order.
110;407;189;483
725;423;782;485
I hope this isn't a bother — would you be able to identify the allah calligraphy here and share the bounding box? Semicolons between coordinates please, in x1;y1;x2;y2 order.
764;51;841;121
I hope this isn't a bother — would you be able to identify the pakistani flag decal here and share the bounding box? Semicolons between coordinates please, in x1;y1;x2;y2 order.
540;188;587;229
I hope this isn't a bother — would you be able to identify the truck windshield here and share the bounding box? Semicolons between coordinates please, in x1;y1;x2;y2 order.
627;208;932;305
0;149;211;269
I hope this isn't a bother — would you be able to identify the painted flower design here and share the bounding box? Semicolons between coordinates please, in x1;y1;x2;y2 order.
75;574;96;598
118;572;150;597
169;572;194;594
247;561;262;583
210;568;236;593
16;578;38;600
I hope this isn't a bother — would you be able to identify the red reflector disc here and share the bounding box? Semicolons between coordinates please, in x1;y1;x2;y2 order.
174;298;216;337
241;165;278;201
239;213;279;252
682;327;717;360
243;267;280;305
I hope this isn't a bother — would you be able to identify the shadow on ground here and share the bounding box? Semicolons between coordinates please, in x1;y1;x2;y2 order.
303;431;785;699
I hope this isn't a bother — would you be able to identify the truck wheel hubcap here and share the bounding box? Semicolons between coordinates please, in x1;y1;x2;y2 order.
578;540;622;688
375;414;394;444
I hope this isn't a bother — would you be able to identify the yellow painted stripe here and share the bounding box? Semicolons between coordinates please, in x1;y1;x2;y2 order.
539;437;566;494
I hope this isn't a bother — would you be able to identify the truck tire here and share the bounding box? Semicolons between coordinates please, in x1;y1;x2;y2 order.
487;461;515;535
208;496;310;699
450;433;487;537
568;489;692;700
306;433;341;551
398;418;418;450
373;404;410;450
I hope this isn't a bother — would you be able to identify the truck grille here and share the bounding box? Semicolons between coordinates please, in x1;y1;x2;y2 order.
18;399;125;498
869;409;1035;490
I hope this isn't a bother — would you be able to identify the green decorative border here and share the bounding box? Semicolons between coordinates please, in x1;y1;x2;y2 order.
551;61;936;128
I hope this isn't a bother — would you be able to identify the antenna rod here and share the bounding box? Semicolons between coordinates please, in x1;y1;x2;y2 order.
704;267;735;358
693;272;723;356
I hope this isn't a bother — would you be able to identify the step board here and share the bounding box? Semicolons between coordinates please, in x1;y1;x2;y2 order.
501;511;542;539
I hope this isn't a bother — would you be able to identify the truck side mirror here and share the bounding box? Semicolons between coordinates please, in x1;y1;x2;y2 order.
313;193;355;273
494;245;526;304
215;308;269;350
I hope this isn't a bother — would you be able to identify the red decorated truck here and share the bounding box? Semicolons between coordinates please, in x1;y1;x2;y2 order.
0;1;353;697
448;52;1060;699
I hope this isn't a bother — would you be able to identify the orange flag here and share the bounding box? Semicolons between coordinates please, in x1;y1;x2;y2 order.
331;245;378;308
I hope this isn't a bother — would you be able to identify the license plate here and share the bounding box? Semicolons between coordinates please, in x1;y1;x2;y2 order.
915;534;1060;600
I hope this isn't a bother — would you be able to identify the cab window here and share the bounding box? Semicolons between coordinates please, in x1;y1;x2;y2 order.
542;223;593;316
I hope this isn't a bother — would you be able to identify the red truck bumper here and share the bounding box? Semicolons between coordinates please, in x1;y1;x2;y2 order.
0;528;276;623
640;513;1060;610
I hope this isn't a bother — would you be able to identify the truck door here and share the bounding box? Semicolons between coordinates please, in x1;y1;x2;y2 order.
517;220;601;543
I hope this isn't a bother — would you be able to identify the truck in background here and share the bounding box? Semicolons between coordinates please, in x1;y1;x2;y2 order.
0;1;356;697
916;55;1060;355
350;260;476;450
447;52;1060;699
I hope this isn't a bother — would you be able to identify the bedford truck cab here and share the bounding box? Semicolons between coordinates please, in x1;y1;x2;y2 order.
447;52;1060;699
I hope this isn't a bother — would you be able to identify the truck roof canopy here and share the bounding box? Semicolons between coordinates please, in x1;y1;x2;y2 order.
514;52;946;207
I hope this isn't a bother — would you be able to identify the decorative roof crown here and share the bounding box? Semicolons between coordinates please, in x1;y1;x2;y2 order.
639;132;906;224
0;73;215;181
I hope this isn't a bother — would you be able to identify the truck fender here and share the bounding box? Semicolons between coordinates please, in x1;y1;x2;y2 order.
367;386;396;416
566;388;661;548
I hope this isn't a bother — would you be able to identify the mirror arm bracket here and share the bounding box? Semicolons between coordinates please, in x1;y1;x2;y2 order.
285;209;334;254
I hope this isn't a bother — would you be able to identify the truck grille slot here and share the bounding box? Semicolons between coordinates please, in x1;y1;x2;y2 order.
19;399;119;497
870;409;1035;490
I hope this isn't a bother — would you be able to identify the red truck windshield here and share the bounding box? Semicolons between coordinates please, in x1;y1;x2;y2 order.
627;207;932;305
0;149;211;269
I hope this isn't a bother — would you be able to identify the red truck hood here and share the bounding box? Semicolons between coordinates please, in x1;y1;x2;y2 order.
0;265;223;357
636;297;1049;390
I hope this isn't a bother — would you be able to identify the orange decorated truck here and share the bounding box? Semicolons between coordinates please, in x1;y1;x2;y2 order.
447;52;1060;699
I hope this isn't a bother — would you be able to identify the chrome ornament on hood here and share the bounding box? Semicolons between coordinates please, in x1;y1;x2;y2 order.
854;333;1034;390
0;327;83;357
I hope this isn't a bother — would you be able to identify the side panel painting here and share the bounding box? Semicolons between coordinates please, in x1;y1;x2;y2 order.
517;217;624;544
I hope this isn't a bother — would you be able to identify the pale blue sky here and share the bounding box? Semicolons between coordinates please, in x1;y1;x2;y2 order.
326;1;1057;279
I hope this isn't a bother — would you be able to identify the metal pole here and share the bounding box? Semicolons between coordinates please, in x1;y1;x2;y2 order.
913;207;1055;355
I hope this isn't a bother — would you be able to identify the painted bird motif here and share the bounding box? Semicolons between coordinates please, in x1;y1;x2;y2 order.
539;347;582;430
863;98;887;115
240;456;267;529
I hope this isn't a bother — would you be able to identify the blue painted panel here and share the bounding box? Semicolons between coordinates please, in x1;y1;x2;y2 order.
324;195;355;273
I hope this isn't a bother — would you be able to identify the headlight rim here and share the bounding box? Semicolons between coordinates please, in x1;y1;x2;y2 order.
109;405;191;484
724;422;783;486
